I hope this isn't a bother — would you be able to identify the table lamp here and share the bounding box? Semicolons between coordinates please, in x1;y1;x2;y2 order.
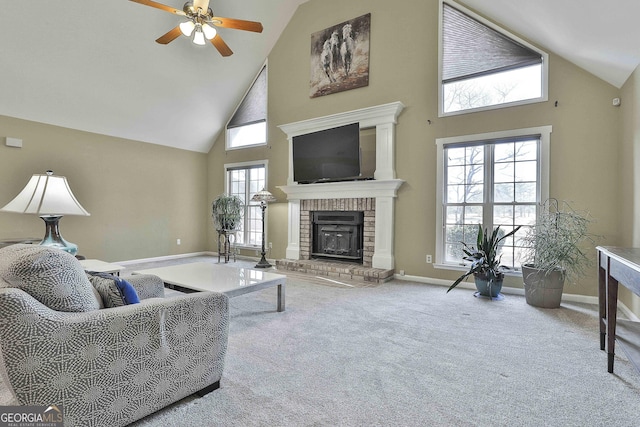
251;188;276;268
1;170;90;255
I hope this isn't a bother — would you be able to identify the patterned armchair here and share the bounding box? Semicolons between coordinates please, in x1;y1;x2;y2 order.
0;245;229;427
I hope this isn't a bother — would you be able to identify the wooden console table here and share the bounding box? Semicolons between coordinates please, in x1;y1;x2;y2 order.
597;246;640;374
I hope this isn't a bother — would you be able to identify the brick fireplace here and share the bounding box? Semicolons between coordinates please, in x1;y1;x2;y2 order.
277;102;405;271
303;198;374;266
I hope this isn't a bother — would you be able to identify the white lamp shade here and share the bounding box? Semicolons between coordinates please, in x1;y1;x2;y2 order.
193;27;206;45
1;172;90;216
202;23;217;40
179;20;196;37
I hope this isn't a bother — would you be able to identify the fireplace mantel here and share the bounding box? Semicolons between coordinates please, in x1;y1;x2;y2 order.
278;179;404;201
277;102;405;270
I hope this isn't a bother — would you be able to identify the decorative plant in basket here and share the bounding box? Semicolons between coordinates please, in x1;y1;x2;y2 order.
447;224;521;298
211;194;243;231
520;199;600;308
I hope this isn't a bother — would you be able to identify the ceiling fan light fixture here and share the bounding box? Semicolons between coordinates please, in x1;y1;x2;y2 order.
202;23;217;40
192;24;206;45
179;20;196;37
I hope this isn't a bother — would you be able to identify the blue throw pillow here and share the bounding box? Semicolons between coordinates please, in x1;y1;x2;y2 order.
87;272;140;308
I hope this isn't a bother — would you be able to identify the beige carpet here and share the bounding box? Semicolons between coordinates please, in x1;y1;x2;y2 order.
3;256;639;426
128;274;640;426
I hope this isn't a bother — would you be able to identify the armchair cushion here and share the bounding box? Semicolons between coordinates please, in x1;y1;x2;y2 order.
0;244;100;312
87;272;140;308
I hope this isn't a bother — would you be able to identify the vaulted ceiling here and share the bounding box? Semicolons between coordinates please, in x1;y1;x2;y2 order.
0;1;638;153
0;0;307;153
462;0;640;89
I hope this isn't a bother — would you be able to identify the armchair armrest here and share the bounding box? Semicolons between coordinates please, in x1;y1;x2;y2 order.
127;273;165;299
0;287;229;427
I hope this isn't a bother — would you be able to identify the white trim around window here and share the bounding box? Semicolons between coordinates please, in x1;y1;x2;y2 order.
434;126;551;272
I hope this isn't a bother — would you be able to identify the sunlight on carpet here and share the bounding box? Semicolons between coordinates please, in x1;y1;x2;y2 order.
275;269;380;288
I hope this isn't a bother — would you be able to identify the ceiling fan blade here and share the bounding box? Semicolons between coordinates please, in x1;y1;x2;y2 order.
156;26;183;44
211;35;233;57
211;17;263;33
129;0;186;16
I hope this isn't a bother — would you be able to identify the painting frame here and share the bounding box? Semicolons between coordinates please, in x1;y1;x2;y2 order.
309;13;371;98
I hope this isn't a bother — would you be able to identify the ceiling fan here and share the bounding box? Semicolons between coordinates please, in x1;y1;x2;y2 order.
130;0;263;57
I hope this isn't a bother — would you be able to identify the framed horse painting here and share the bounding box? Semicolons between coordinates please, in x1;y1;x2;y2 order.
309;13;371;98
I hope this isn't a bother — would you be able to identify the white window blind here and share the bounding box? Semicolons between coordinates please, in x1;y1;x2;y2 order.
442;3;542;84
227;65;267;149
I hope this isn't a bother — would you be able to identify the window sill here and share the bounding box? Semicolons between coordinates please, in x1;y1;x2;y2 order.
225;142;267;151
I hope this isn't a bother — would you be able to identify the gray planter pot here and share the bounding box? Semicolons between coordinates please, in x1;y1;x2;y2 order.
522;264;565;308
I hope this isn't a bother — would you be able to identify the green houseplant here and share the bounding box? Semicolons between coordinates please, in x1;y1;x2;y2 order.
447;224;521;298
211;194;243;231
521;199;599;308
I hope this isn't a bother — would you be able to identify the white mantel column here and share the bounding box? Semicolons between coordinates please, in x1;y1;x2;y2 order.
286;200;301;260
371;196;396;269
374;123;396;180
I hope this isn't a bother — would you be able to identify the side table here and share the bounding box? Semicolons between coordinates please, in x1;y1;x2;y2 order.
597;246;640;374
80;259;125;276
217;230;237;263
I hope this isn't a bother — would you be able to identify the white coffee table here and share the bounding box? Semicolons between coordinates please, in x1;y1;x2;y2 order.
132;262;285;312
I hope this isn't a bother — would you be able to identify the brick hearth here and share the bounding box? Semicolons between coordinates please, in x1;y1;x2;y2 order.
276;259;394;283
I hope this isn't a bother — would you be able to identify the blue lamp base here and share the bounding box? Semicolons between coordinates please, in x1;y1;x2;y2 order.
39;216;78;256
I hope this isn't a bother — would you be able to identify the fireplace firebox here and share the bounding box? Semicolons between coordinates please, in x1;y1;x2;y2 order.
312;211;364;263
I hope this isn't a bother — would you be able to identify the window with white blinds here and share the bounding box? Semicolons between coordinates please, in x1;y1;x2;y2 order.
226;64;267;149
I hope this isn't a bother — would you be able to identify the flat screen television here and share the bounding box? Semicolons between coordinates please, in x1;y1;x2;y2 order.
293;123;361;184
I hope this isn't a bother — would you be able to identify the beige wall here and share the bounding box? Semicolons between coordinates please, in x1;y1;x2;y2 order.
208;0;622;297
0;115;209;262
0;0;629;304
619;65;640;312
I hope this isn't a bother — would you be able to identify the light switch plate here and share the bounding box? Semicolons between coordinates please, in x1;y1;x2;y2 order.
5;137;22;148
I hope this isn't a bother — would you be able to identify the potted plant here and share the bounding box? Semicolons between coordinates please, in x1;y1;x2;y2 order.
520;199;599;308
447;224;521;298
211;194;243;231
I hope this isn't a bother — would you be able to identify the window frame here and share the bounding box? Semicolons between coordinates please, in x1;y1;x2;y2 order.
223;160;269;249
225;61;268;151
438;0;549;117
434;126;552;273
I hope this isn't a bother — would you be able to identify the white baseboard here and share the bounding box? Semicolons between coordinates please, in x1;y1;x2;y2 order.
116;251;216;265
392;273;637;314
116;251;269;266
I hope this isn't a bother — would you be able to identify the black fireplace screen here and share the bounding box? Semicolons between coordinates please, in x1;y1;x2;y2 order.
312;211;364;262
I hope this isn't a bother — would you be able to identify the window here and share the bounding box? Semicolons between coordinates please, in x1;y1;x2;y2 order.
225;161;267;247
435;126;551;270
226;64;267;149
439;1;548;115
